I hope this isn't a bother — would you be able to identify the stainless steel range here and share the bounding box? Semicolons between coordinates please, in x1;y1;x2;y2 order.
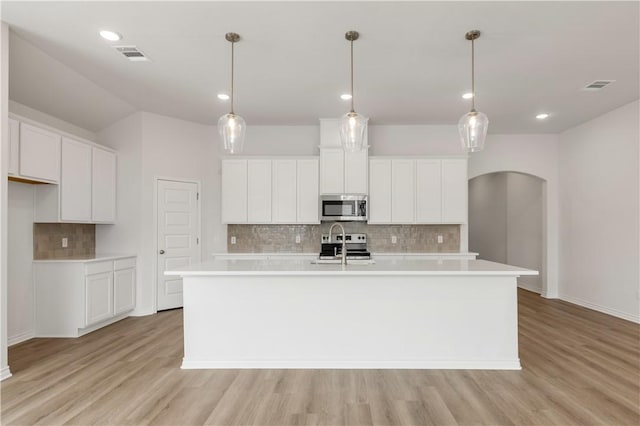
319;233;371;260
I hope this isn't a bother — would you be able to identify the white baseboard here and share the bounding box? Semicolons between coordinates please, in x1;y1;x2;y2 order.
518;282;542;294
559;293;640;324
8;330;35;346
0;366;12;381
182;358;522;370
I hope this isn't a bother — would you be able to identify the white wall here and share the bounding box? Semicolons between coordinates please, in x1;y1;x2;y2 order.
469;173;508;263
1;21;11;381
559;100;639;323
369;125;466;156
243;125;319;156
9;100;97;142
7;182;34;344
468;134;559;298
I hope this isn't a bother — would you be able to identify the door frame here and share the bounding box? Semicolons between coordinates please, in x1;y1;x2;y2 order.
153;176;201;313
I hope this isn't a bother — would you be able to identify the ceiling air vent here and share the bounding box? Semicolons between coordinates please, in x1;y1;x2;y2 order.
113;45;149;62
582;80;615;91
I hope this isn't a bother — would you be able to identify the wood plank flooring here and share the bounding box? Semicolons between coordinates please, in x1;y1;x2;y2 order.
2;289;639;425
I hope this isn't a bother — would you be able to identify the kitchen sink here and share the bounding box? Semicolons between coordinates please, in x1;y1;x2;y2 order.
311;258;376;265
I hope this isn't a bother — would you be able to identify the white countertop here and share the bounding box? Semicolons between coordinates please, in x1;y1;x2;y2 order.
212;252;478;257
167;258;537;277
33;253;136;263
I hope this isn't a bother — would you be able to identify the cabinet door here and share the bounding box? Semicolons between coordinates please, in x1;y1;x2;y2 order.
391;159;415;223
320;149;344;194
61;138;92;221
114;267;136;315
368;159;392;223
85;272;114;327
19;123;61;182
8;118;19;175
297;159;319;223
247;160;272;223
442;159;468;223
416;159;442;223
221;160;248;223
344;149;368;194
92;148;117;223
272;159;297;223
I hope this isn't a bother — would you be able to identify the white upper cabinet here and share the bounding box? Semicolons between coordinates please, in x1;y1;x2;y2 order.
222;159;248;224
319;118;368;195
272;159;297;223
320;149;344;194
416;159;443;223
60;138;92;221
247;160;272;223
368;157;468;225
442;159;468;223
92;147;117;223
19;122;61;183
8;118;19;175
391;159;415;224
296;159;319;223
368;159;392;223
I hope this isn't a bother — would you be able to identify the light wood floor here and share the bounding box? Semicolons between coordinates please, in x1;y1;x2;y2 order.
2;289;639;426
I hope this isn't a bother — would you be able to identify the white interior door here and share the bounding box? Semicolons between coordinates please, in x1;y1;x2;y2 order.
156;179;200;311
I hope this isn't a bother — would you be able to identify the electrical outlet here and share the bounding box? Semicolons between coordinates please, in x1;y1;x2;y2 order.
230;236;236;245
62;237;68;248
437;234;444;244
295;235;301;244
391;236;397;244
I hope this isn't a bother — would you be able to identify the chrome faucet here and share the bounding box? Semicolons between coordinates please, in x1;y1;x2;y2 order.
328;222;347;265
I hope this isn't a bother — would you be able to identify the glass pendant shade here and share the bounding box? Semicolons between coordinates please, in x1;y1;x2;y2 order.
340;111;368;152
458;110;488;153
218;113;246;154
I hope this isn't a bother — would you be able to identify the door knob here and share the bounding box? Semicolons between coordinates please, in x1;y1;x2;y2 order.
159;250;165;254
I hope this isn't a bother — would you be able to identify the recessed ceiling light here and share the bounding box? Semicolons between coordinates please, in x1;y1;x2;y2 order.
536;113;550;120
462;92;474;99
340;94;352;100
217;93;230;100
99;30;122;42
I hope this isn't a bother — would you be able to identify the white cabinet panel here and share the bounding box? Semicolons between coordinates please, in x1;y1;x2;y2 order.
272;159;297;223
391;159;415;223
8;118;19;175
221;160;248;223
19;123;61;182
368;159;392;223
416;160;442;223
247;160;272;223
114;267;136;315
296;159;319;223
344;149;368;194
61;138;92;221
92;148;116;223
442;159;468;223
320;149;344;194
85;272;114;327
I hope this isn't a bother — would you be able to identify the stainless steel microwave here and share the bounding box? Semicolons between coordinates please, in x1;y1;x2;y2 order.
320;195;368;222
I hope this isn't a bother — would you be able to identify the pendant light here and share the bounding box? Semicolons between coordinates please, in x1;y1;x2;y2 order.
340;31;368;152
218;32;246;154
458;30;489;153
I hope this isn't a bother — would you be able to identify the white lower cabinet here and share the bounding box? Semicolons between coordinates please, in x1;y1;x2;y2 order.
35;256;136;337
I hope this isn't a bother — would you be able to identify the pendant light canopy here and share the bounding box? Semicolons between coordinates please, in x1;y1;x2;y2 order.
218;32;246;154
458;30;489;153
340;31;368;152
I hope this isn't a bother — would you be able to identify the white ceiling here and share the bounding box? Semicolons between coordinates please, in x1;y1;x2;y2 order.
2;1;639;133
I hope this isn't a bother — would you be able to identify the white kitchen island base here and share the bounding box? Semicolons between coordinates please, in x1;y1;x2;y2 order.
171;259;537;370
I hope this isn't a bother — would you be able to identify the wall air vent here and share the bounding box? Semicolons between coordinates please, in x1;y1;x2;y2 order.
582;80;615;91
113;45;150;62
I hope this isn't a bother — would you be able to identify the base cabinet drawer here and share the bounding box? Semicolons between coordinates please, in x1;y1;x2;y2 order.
35;257;137;337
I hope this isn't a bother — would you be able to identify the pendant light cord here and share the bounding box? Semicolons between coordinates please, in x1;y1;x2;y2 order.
471;37;475;112
230;40;235;114
350;38;355;113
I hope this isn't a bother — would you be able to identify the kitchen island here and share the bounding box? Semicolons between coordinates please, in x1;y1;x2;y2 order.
166;258;537;370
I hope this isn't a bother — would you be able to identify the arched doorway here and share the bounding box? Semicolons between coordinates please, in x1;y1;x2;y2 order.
469;172;546;294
